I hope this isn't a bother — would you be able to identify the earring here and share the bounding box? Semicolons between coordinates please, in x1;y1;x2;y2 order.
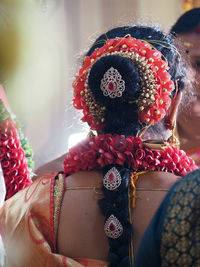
164;89;182;148
88;130;95;137
167;120;180;148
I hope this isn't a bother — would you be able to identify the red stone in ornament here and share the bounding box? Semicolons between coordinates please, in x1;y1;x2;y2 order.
109;222;115;231
104;214;123;238
108;172;114;181
108;82;115;91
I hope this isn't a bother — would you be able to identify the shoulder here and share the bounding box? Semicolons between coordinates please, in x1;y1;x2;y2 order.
137;171;181;190
60;171;104;222
66;170;103;187
34;153;67;178
61;171;103;209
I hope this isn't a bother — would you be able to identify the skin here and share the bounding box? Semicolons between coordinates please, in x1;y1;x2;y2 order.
176;32;200;152
57;170;180;260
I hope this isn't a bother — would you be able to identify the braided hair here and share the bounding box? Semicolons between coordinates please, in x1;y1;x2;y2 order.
99;165;132;266
83;26;186;266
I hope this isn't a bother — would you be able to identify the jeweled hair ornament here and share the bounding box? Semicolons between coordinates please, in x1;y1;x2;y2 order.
104;214;123;239
73;35;175;131
103;167;122;190
100;67;125;98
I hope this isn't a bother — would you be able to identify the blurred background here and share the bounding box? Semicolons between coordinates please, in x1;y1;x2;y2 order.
0;0;199;169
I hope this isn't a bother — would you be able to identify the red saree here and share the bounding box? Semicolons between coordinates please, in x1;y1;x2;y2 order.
0;173;108;267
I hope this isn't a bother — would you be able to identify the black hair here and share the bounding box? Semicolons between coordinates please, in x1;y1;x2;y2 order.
99;165;132;267
87;26;185;136
170;8;200;35
85;25;186;266
88;55;141;135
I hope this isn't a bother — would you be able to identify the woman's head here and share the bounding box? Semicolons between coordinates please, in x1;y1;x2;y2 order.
171;8;200;80
73;25;185;138
170;9;200;143
171;8;200;88
171;8;200;35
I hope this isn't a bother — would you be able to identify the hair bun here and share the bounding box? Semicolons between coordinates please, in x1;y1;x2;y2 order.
88;55;141;108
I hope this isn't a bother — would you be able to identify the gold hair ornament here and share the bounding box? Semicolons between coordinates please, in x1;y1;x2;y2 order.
73;36;175;131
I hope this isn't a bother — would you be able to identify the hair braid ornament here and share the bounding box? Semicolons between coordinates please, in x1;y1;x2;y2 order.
100;67;125;98
99;165;132;266
103;166;122;190
104;214;123;239
73;36;175;131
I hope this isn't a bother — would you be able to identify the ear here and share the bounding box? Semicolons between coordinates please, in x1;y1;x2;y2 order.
165;91;182;130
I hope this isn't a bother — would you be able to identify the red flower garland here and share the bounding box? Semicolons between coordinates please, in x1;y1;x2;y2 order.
0;118;32;199
64;134;197;176
73;37;175;131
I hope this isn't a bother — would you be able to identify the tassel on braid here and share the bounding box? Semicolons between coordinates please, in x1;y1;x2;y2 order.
98;164;133;266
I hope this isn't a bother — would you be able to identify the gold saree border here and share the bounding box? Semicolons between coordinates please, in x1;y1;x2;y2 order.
50;172;66;252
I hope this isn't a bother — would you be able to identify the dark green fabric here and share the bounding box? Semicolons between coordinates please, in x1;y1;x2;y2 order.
134;169;200;267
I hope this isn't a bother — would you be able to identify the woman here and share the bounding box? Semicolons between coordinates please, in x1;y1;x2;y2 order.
171;8;200;165
0;25;197;266
35;8;200;175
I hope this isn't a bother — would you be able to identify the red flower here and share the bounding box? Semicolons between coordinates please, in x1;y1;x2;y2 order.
115;151;126;163
0;118;32;199
154;151;161;159
124;151;134;166
135;148;146;160
131;137;143;150
0;146;7;157
64;134;197;177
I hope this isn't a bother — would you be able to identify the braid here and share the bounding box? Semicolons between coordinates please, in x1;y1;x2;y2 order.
98;165;133;266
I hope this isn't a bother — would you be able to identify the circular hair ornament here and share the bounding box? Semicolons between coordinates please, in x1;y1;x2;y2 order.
100;67;125;98
103;166;122;190
104;214;123;239
73;36;175;131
